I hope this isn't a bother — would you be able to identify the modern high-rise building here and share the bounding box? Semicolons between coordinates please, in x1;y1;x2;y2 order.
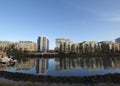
115;37;120;43
37;36;49;52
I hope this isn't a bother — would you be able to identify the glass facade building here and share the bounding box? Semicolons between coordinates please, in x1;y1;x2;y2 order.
37;36;49;52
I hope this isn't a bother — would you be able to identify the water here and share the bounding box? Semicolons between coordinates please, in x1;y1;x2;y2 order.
1;57;120;76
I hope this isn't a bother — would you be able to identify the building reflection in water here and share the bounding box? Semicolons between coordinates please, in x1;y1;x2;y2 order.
0;59;36;71
36;58;48;75
1;57;120;75
55;57;120;71
16;59;36;70
0;58;49;75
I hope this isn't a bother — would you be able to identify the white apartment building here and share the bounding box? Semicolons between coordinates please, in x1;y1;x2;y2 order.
55;38;73;53
81;41;98;53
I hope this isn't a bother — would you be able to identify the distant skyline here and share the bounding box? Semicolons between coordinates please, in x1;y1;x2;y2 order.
0;0;120;49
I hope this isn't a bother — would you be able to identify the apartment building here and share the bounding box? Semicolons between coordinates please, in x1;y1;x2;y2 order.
15;41;37;52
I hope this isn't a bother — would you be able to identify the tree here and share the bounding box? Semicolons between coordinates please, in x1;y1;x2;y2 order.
59;42;64;53
84;44;89;53
68;44;71;53
71;44;75;53
89;43;93;53
63;42;66;53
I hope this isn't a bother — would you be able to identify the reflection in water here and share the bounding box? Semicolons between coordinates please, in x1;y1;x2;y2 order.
1;57;120;76
0;59;36;71
55;57;120;71
0;58;49;75
0;64;9;70
36;58;48;75
16;59;36;71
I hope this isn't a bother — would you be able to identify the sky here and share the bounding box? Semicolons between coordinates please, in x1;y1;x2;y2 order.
0;0;120;49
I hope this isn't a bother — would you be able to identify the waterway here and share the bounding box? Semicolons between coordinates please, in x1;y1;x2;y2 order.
1;56;120;77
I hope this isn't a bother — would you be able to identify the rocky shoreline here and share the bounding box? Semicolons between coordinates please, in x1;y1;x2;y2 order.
0;81;119;86
0;71;120;84
1;78;119;86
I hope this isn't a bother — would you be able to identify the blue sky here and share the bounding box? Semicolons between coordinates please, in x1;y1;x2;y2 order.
0;0;120;49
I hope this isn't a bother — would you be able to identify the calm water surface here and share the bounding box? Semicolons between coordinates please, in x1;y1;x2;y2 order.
1;57;120;76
